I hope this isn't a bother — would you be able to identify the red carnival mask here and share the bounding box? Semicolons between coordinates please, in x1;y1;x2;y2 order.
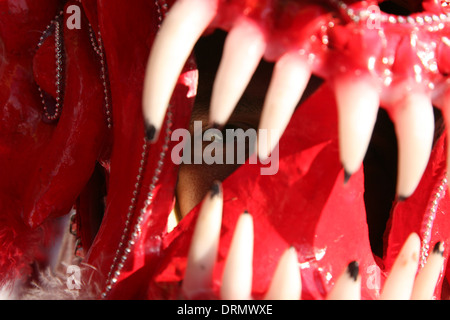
1;0;450;300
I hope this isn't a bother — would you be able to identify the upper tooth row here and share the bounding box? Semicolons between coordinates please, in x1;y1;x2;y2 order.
143;0;450;200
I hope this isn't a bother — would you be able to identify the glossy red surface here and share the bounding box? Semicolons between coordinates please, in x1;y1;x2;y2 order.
1;0;450;299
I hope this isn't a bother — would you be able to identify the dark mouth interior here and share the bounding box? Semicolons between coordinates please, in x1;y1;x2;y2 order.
363;109;398;258
192;28;446;261
365;107;445;258
379;0;424;15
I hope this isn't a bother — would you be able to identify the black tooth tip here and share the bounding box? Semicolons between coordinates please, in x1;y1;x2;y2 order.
145;123;157;142
347;261;359;282
243;210;249;215
344;170;352;184
210;181;221;198
433;241;444;256
211;122;224;131
397;195;408;202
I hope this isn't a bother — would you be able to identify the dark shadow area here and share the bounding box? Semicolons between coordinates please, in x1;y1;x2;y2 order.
379;1;423;15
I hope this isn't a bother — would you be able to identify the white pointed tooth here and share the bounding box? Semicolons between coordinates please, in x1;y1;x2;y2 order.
257;52;311;160
182;182;223;299
209;19;266;127
142;0;218;141
264;247;301;300
380;233;420;300
394;93;434;199
411;242;445;300
326;261;361;300
220;212;254;300
334;77;379;177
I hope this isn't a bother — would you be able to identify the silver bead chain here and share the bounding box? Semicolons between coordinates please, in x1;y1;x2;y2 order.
419;176;448;268
155;0;169;28
100;108;173;299
88;24;113;129
101;139;149;297
100;0;170;299
36;11;65;121
36;8;112;128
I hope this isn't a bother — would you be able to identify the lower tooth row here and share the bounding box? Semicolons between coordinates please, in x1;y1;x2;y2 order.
181;183;445;299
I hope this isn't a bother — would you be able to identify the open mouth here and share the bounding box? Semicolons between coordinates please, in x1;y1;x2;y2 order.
135;0;450;300
1;0;450;300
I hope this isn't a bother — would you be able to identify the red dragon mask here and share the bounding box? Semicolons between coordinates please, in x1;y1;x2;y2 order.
1;0;450;300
